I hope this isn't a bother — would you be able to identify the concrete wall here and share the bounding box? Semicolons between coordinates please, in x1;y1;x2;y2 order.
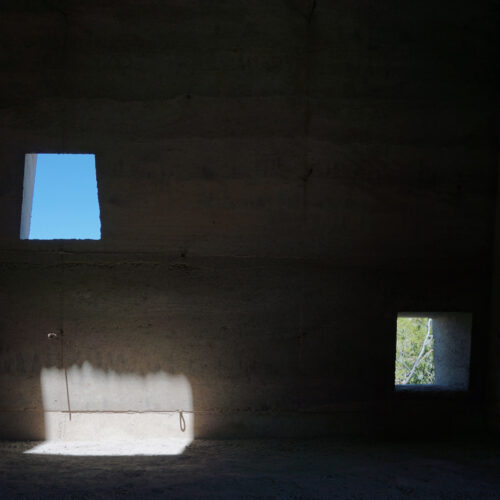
433;313;472;390
490;114;500;435
0;0;497;439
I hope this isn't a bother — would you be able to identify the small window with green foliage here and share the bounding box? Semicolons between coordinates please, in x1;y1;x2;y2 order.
395;317;435;385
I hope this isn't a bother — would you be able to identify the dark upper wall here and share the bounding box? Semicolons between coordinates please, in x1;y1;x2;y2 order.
0;0;496;260
0;0;498;438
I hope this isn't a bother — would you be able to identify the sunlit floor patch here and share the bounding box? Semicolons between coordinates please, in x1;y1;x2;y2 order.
25;438;191;456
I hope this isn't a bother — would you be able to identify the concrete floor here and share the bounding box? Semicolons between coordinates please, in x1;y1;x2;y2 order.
0;438;499;499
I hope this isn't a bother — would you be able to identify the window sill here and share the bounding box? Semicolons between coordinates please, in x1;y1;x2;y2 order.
394;384;469;399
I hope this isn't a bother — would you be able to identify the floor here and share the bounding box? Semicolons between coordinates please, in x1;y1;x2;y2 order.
0;438;499;499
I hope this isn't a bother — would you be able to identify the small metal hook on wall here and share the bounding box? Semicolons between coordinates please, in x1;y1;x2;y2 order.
178;410;186;432
47;329;63;340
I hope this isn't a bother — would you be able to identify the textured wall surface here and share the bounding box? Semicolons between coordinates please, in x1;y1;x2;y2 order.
0;0;497;439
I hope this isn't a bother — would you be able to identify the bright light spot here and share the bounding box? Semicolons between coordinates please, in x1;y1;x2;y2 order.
28;362;194;455
25;438;191;456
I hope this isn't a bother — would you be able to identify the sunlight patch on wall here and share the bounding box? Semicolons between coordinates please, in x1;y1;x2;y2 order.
26;362;193;456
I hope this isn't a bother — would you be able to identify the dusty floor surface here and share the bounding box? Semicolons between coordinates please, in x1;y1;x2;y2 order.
0;438;499;499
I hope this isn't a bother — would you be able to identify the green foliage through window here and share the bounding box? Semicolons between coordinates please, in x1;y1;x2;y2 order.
395;317;435;385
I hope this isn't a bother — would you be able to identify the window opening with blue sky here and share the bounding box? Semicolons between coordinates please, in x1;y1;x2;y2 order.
20;154;101;240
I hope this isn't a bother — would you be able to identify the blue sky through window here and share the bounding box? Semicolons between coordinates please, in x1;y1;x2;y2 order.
29;154;101;239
